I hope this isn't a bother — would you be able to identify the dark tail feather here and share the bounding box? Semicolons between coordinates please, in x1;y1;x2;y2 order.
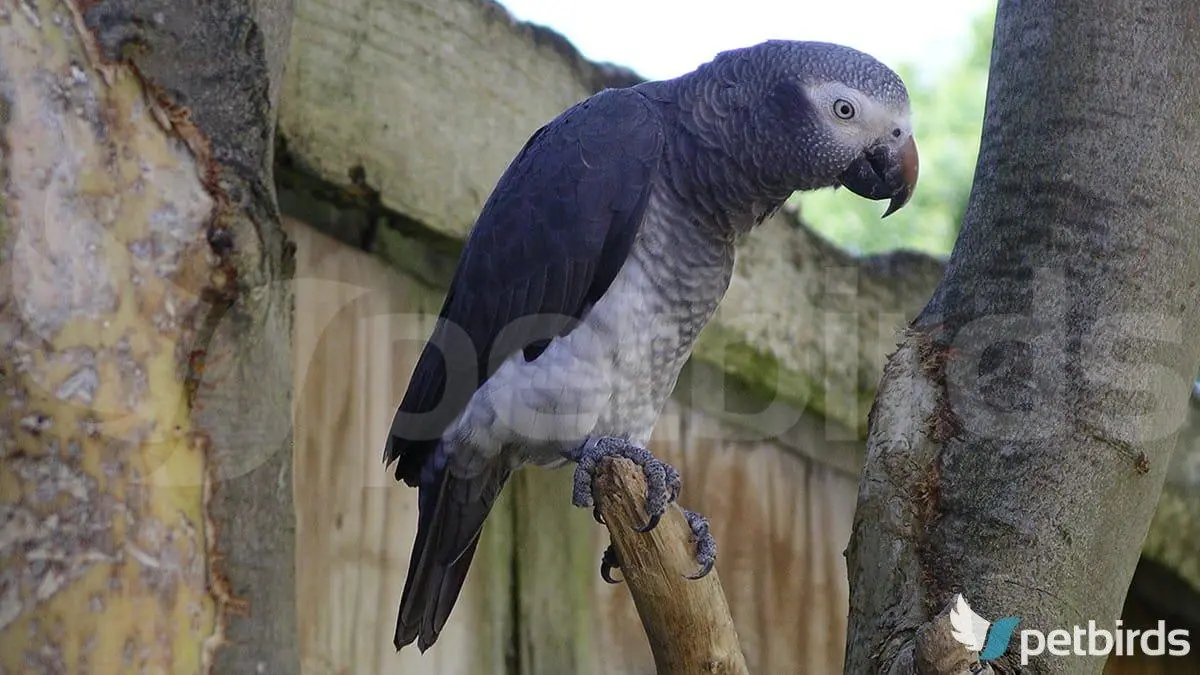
394;461;511;652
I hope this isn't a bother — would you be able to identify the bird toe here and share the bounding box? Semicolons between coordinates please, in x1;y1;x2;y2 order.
600;544;623;584
682;508;717;580
565;436;684;533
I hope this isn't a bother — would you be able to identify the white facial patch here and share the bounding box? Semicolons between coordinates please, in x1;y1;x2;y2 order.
804;80;912;149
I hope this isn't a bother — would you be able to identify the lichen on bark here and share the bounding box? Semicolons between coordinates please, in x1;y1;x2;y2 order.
1;0;219;670
1;0;296;671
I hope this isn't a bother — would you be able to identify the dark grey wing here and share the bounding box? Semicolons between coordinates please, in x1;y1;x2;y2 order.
385;87;666;651
385;86;665;479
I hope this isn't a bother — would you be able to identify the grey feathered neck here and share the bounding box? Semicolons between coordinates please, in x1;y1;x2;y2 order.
633;73;795;238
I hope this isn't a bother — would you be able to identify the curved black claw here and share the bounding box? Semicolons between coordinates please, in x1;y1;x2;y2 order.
634;512;661;534
600;544;623;584
564;436;683;534
592;505;605;525
682;508;717;580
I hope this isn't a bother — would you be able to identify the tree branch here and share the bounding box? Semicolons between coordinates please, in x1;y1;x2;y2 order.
594;456;749;675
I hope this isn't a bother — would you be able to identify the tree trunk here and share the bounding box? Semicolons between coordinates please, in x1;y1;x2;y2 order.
0;0;296;672
844;1;1200;674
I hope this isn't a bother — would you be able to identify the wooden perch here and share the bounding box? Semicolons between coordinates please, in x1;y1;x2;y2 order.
594;457;750;675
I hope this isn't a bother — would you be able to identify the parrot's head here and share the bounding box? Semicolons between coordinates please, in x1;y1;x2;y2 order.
697;40;920;217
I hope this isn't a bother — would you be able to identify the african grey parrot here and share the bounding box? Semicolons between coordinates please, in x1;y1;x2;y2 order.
385;39;919;652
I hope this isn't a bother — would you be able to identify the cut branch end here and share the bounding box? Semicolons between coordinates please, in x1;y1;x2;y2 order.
594;456;749;675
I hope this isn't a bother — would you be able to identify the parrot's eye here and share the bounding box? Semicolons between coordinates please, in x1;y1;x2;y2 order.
833;99;856;119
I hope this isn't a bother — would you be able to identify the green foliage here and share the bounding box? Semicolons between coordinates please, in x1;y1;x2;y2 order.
793;4;997;257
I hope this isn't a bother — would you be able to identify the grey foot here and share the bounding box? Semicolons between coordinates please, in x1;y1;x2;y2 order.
563;436;717;580
564;436;681;532
683;508;717;580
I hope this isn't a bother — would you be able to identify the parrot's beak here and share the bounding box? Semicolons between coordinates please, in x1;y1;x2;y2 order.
837;135;920;218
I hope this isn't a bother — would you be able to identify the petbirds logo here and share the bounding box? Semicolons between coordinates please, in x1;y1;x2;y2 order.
950;594;1022;661
949;593;1192;665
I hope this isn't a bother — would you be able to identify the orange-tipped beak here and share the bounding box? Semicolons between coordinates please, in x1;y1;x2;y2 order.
837;135;920;218
882;136;919;218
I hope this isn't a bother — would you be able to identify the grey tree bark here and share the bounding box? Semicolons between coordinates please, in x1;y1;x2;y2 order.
843;1;1200;674
1;0;296;671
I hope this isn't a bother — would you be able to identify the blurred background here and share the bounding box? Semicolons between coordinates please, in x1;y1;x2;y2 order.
273;1;1200;672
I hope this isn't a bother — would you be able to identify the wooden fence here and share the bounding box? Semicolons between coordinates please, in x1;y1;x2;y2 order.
288;220;1200;675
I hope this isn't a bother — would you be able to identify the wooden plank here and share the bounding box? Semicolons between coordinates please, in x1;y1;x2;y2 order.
289;221;514;675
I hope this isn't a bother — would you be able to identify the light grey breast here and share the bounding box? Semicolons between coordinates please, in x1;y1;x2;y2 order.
443;181;740;475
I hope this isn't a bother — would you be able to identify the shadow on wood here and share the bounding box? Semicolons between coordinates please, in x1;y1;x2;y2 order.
595;456;750;675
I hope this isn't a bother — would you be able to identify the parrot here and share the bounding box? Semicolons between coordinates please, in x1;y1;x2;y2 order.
384;38;919;652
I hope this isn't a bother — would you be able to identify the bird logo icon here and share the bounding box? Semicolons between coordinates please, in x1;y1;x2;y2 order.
949;593;1023;660
950;593;992;651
